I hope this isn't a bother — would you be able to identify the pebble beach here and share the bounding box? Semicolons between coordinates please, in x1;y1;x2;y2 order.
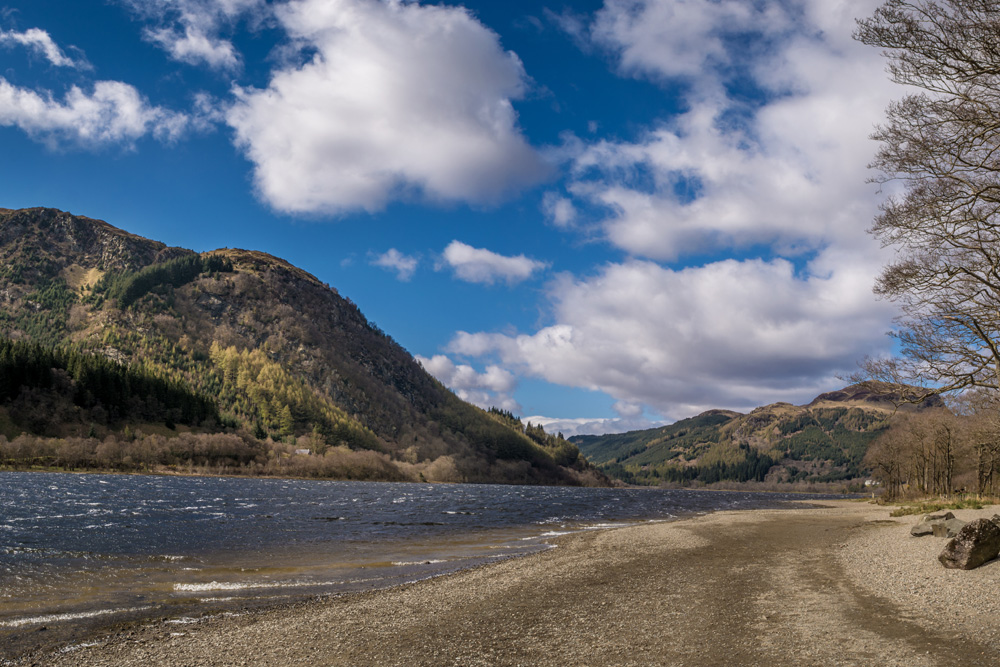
13;500;1000;666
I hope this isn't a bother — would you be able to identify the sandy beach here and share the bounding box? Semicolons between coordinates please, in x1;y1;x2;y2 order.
13;499;1000;666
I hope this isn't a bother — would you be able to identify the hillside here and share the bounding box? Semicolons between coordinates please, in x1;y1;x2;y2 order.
0;207;605;486
572;384;944;487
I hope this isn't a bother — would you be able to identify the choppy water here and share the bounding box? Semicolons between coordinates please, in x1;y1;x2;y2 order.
0;471;843;641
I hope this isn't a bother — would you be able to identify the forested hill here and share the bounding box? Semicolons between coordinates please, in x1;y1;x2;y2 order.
572;384;944;488
0;207;605;486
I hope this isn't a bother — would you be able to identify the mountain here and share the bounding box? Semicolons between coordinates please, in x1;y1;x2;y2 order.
571;384;945;487
0;207;605;486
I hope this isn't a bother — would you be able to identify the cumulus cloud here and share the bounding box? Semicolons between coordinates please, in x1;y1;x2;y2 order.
522;397;664;437
590;0;790;83
0;77;190;148
145;24;240;70
541;192;577;228
416;354;519;412
0;28;88;69
371;248;419;282
440;241;547;286
446;0;898;422
448;253;896;422
226;0;549;214
565;0;893;261
120;0;263;70
521;414;663;438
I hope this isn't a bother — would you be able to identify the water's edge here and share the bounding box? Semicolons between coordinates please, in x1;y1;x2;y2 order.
0;471;850;663
3;515;682;663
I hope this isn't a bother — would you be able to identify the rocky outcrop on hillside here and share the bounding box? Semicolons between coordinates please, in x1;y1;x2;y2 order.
810;382;945;410
0;207;188;275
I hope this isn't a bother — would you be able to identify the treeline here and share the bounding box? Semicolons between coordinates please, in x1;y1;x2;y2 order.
865;400;1000;500
206;342;381;450
434;402;547;464
0;432;406;480
0;276;78;347
0;432;567;484
442;405;581;468
601;445;775;486
91;254;233;308
0;337;217;429
779;425;878;478
0;432;264;471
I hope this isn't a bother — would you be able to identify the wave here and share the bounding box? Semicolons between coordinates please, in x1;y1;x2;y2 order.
174;579;330;592
0;605;154;628
59;641;101;653
390;559;447;566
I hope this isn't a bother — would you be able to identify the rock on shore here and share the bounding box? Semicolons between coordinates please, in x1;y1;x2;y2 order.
939;518;1000;570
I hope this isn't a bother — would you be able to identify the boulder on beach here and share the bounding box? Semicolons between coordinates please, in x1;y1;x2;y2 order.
911;512;957;537
931;518;967;538
939;519;1000;570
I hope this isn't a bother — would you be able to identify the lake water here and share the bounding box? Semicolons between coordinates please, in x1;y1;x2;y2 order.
0;471;843;650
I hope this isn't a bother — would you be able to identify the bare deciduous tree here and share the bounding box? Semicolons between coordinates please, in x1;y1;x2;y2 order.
953;389;1000;495
865;408;965;498
855;1;1000;396
865;416;912;498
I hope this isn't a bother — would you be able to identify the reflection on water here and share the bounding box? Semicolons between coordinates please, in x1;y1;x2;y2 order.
0;471;842;636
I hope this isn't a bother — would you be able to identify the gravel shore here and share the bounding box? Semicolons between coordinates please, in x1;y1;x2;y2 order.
14;500;1000;666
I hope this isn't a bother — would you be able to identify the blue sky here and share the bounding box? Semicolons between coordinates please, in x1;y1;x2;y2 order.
0;0;902;434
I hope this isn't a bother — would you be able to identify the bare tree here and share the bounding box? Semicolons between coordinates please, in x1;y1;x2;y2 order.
931;414;958;494
863;408;969;499
855;1;1000;396
953;389;1000;495
865;418;912;499
969;410;1000;495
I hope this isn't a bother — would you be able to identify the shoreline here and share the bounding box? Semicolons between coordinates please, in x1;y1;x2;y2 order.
11;499;1000;666
0;466;863;495
3;474;847;664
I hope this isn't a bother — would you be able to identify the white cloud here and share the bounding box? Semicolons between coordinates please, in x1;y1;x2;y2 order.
449;254;896;421
440;241;547;286
521;398;661;437
0;77;190;148
565;0;893;261
541;192;577;228
613;400;643;418
371;248;419;282
521;414;663;438
416;354;519;412
0;28;88;69
448;0;899;422
145;24;240;70
590;0;791;83
226;0;549;214
120;0;263;70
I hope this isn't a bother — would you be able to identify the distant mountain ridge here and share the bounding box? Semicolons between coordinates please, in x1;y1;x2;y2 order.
0;207;605;486
572;384;944;487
